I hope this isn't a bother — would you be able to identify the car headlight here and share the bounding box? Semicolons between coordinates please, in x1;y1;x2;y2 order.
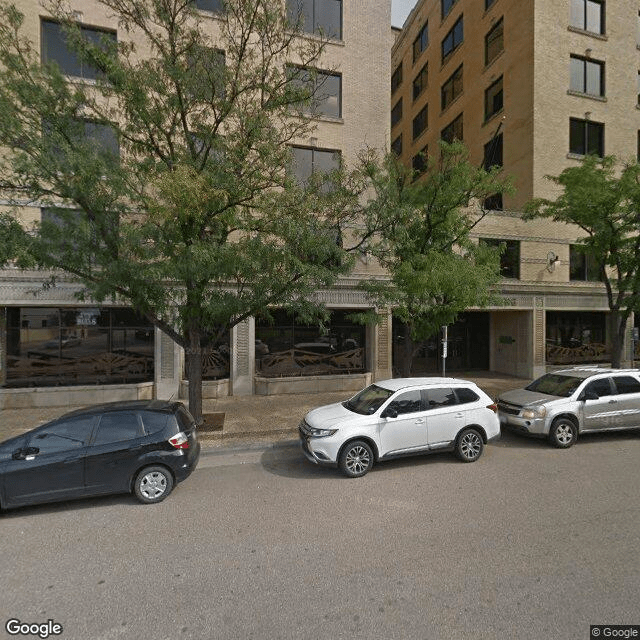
522;407;546;419
308;427;338;437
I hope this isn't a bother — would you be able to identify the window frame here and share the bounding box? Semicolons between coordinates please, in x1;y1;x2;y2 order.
413;62;428;101
569;244;601;281
569;55;604;97
391;98;403;128
391;62;403;94
412;104;428;140
481;238;519;279
290;145;341;188
41;18;117;81
413;22;429;63
441;64;463;111
391;134;403;156
484;17;504;66
287;65;342;119
483;133;503;170
484;75;503;120
441;0;459;20
441;112;463;143
569;117;604;157
441;15;464;64
570;0;605;35
286;0;343;40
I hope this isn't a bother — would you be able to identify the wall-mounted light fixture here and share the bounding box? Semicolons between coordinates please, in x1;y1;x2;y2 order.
547;251;560;272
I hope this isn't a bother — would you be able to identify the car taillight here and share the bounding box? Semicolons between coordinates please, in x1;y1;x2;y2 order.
487;403;498;413
169;432;189;449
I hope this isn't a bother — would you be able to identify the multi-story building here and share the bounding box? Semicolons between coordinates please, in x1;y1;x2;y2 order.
0;0;394;407
390;0;639;378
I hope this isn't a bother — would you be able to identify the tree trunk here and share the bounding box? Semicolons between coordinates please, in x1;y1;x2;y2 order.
609;310;629;369
185;327;204;425
400;322;414;377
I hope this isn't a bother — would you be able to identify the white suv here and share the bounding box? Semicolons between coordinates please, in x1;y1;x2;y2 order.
299;378;500;477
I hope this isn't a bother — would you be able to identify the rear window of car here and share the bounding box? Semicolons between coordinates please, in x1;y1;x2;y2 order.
141;411;170;434
176;406;196;431
454;388;479;404
612;376;640;395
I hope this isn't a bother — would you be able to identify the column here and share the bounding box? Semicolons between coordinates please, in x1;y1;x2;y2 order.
231;317;255;396
154;327;183;400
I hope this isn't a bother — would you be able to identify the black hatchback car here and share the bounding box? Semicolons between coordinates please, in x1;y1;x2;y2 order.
0;400;200;510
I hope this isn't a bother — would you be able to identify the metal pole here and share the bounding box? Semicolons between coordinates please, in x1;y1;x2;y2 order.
441;325;448;377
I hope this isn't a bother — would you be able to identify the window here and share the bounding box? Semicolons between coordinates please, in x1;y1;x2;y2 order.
569;245;600;281
391;63;403;94
442;15;463;63
569;117;604;156
485;0;497;9
583;378;613;397
481;238;519;278
570;0;604;34
484;193;503;210
426;388;457;408
612;376;640;395
413;105;428;140
141;411;169;435
412;146;428;175
569;55;604;96
483;133;503;169
442;0;458;19
288;67;341;118
93;412;145;445
287;0;342;40
391;98;403;128
391;134;403;156
484;76;503;120
28;417;95;454
194;0;224;12
386;390;423;415
290;146;340;187
43;118;120;165
441;113;463;142
637;71;640;106
485;18;503;66
413;63;428;100
41;19;116;81
455;388;480;404
187;47;226;102
441;64;463;110
413;22;429;62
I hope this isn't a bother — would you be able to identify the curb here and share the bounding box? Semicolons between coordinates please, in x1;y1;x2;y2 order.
199;438;300;456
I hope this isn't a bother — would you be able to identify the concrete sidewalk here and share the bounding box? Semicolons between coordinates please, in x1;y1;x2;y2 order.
0;372;530;449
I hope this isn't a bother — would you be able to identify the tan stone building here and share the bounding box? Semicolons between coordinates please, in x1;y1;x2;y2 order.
390;0;639;378
0;0;394;407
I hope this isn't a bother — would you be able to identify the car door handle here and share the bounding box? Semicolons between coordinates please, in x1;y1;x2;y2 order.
414;419;425;424
455;413;464;418
608;400;617;404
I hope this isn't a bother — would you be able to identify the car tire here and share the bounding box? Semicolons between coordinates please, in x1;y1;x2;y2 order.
134;466;174;504
455;428;484;463
548;417;577;448
339;440;374;478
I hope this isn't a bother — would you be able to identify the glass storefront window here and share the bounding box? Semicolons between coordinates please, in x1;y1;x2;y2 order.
546;311;607;365
255;310;366;377
4;307;154;387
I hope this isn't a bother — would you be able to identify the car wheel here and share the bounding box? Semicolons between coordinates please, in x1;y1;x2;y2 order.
134;466;174;504
456;428;484;463
339;440;374;478
548;417;577;448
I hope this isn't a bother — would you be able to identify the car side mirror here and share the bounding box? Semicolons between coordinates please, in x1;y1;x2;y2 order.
382;407;398;419
582;391;599;401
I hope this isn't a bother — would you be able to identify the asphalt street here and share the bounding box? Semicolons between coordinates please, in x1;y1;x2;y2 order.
1;428;639;640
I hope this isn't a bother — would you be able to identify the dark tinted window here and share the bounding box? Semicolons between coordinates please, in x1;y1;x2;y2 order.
442;15;463;63
287;0;342;40
612;376;640;395
29;416;95;454
584;378;613;398
455;387;479;404
141;411;170;434
485;18;503;66
426;388;457;408
194;0;224;12
93;412;144;445
386;390;423;415
526;374;583;397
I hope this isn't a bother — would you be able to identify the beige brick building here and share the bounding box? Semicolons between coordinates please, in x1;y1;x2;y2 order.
0;0;394;407
390;0;638;378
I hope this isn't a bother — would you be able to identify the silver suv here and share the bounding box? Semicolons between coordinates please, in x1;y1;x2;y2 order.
498;367;640;448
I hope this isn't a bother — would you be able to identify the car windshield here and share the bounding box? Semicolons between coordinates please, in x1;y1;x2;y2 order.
343;384;394;415
525;373;583;397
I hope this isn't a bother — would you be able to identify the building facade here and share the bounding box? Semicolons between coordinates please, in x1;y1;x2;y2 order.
390;0;638;379
0;0;394;407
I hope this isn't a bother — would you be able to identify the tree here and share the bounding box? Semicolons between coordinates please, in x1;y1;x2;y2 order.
357;142;513;376
526;155;640;368
0;0;367;421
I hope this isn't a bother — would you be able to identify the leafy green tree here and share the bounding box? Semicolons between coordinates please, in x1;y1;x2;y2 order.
357;142;513;376
526;155;640;368
0;0;366;421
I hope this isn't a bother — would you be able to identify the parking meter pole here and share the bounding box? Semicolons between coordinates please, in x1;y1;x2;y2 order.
441;325;448;377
